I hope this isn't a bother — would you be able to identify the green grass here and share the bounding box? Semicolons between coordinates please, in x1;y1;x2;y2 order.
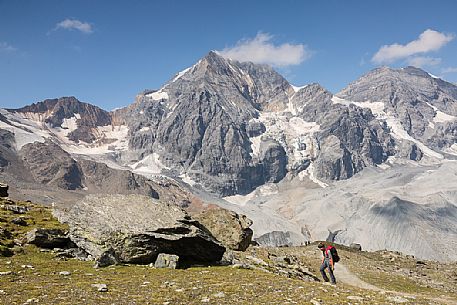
0;199;69;255
0;246;438;305
0;199;454;304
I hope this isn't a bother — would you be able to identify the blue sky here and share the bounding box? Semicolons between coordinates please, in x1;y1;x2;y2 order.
1;0;457;110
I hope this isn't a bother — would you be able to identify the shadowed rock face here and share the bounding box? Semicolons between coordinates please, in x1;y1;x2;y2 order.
54;194;226;266
0;129;16;169
20;140;83;190
17;141;161;197
119;51;294;195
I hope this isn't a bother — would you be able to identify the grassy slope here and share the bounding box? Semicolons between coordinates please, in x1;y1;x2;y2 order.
1;199;456;304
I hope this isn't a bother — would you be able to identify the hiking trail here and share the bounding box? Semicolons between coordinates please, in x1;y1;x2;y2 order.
335;263;381;291
335;263;457;305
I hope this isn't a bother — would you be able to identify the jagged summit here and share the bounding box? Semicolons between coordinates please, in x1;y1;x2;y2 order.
339;65;457;102
337;65;457;145
7;96;112;144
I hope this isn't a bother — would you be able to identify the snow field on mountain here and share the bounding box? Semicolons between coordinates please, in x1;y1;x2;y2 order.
0;109;130;158
248;111;320;171
0;110;49;149
146;90;169;101
424;101;457;124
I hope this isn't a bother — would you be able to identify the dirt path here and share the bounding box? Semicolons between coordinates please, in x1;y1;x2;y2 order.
335;263;457;305
334;263;382;291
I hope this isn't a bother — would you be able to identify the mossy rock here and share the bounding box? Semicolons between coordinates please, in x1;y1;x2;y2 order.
0;244;13;256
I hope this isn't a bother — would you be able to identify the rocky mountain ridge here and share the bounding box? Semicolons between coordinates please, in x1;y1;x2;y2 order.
4;55;457;195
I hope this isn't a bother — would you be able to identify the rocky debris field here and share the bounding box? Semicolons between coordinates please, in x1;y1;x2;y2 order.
1;198;457;304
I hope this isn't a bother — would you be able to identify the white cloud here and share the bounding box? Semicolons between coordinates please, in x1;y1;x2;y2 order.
372;29;454;64
0;42;17;52
442;67;457;74
54;19;93;34
407;56;441;68
218;32;311;67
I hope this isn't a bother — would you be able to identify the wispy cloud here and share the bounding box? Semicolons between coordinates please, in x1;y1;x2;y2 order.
372;29;454;64
442;67;457;74
406;56;441;68
0;41;17;52
218;32;311;67
53;18;93;34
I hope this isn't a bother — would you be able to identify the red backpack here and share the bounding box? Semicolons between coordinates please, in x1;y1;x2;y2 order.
328;246;340;263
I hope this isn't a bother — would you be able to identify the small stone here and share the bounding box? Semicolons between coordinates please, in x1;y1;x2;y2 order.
25;298;39;304
12;217;27;226
0;271;12;276
201;297;210;303
347;296;364;301
310;299;321;305
213;292;225;298
21;265;34;269
154;253;179;269
92;284;108;292
59;271;71;276
350;243;362;251
387;295;409;303
245;255;268;266
231;263;250;269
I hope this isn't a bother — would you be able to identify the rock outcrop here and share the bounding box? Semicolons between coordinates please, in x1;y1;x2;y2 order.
20;141;83;190
0;183;8;197
193;208;253;251
54;194;226;267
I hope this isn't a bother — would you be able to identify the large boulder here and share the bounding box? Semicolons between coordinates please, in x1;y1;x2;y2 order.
54;194;225;267
193;208;253;251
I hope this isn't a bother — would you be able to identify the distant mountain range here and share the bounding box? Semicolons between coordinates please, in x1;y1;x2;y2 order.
1;51;456;261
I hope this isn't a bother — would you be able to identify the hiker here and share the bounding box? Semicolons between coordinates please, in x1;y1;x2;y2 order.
318;242;336;284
